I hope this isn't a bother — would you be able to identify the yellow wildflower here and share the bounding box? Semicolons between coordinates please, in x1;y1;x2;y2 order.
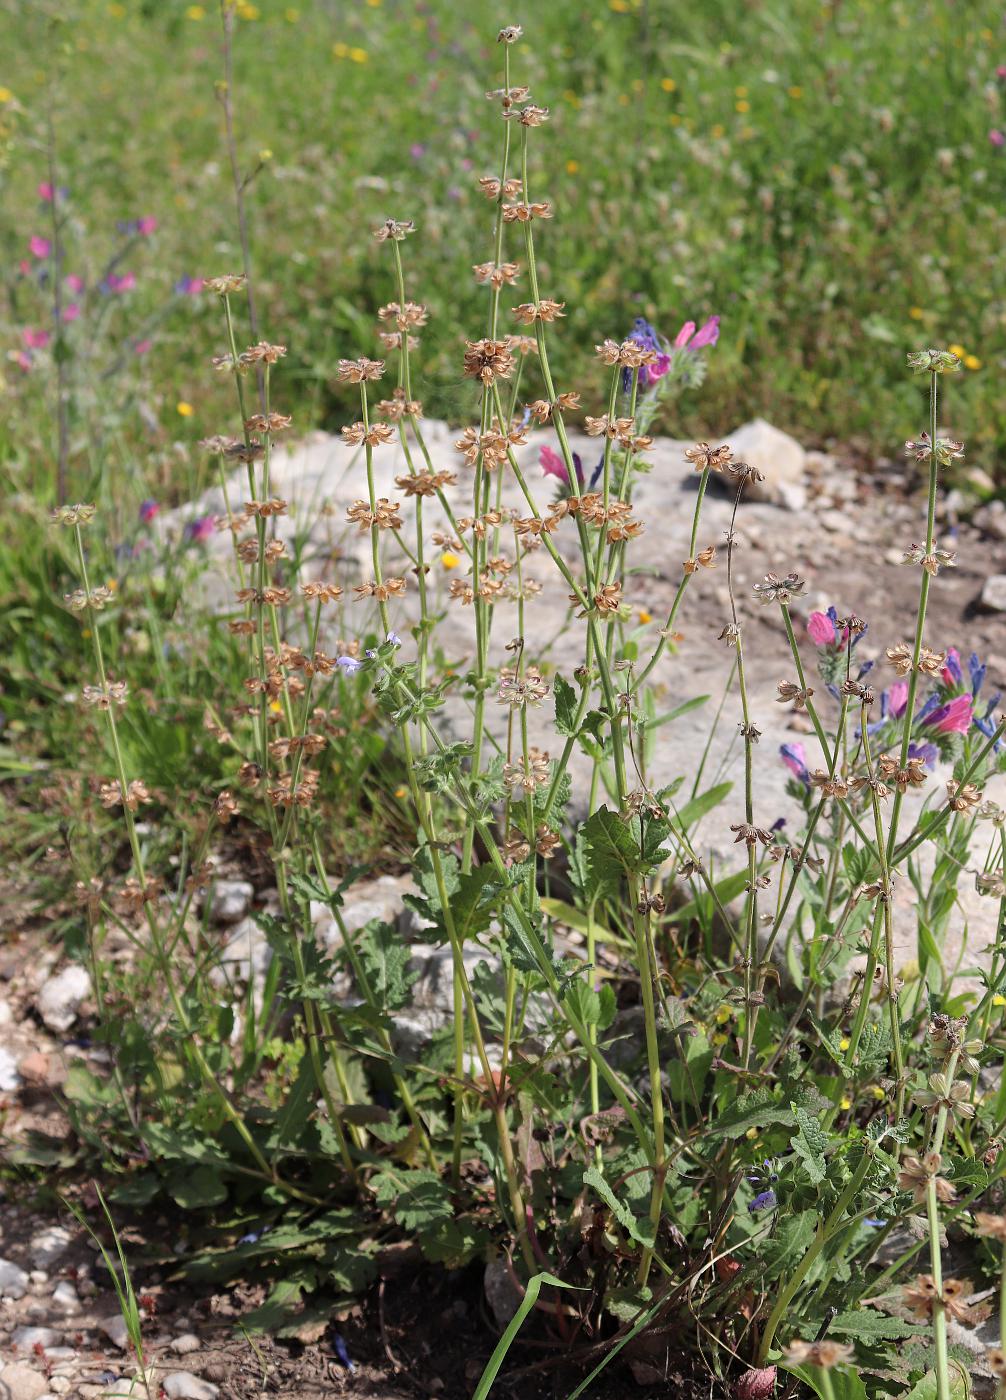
176;401;194;417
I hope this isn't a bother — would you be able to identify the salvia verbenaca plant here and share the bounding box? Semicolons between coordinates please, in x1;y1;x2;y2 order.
48;19;1006;1400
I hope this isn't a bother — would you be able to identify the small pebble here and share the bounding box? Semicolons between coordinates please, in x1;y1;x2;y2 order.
0;1256;31;1298
169;1334;201;1355
99;1314;130;1350
11;1325;62;1350
51;1280;80;1314
30;1225;73;1271
0;1362;51;1400
163;1373;220;1400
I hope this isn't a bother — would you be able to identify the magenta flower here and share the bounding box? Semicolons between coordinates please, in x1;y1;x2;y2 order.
29;235;52;259
998;64;1006;79
673;315;720;351
887;680;909;719
690;315;720;349
134;338;152;355
185;514;217;543
780;741;809;783
136;216;158;236
990;129;1005;148
14;350;33;371
807;611;836;646
38;181;55;202
65;273;85;293
139;500;160;524
107;271;136;293
924;694;973;734
540;444;567;483
62;303;81;322
174;276;204;296
23;327;50;349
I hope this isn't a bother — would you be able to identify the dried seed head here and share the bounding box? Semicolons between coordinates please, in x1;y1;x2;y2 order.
204;273;246;296
337;357;385;383
51;503;97;526
373;218;416;242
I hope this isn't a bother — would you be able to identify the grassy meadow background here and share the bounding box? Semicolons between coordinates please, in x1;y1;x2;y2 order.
3;0;1006;499
3;0;1006;899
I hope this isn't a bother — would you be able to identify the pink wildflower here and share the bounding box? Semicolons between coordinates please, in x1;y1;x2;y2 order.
65;273;85;293
136;216;158;235
690;315;720;349
62;303;81;322
23;327;50;349
887;680;909;718
29;235;51;259
38;181;55;202
925;694;973;734
134;338;152;356
540;444;568;483
673;320;696;348
990;129;1005;147
807;611;836;646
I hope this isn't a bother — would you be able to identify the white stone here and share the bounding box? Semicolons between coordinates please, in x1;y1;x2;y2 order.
0;998;12;1026
11;1327;61;1351
0;1257;30;1299
980;574;1006;612
974;499;1006;540
0;1047;21;1091
162;1373;220;1400
0;1363;51;1400
48;1381;71;1396
50;1281;80;1315
168;1335;201;1356
99;1314;130;1350
35;965;90;1033
30;1226;72;1271
207;879;254;924
724;417;807;508
207;918;272;988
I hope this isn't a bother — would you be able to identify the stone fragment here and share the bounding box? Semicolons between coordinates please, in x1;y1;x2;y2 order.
207;879;253;924
980;574;1006;612
0;1258;30;1299
35;965;90;1033
724;418;807;509
162;1374;220;1400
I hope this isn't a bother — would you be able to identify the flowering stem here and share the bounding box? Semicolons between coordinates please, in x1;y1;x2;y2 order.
886;369;940;864
925;1046;961;1400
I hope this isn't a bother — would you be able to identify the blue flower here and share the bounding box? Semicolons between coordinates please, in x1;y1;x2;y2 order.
337;656;364;674
749;1189;777;1214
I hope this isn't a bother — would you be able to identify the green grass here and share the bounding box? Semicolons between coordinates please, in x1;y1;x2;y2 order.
2;0;1005;510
